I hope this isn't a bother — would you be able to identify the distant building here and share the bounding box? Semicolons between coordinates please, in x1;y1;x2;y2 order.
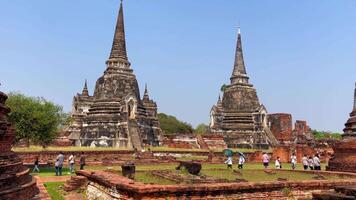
343;82;356;139
67;2;162;149
209;28;278;148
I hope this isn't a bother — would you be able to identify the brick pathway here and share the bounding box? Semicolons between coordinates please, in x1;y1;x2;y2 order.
34;176;51;200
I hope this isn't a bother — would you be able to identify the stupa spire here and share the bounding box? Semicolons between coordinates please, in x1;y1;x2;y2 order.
109;0;127;61
82;79;89;96
143;83;150;101
354;82;356;111
230;27;249;85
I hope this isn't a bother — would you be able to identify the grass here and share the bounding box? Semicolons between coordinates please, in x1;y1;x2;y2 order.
13;145;272;153
135;172;176;185
201;169;342;182
43;182;65;200
30;163;327;178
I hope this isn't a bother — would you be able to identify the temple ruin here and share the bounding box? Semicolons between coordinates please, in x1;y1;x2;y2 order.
68;1;162;149
328;82;356;173
209;28;278;148
0;91;39;200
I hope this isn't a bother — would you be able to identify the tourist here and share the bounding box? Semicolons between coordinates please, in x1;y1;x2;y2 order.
32;157;40;173
80;152;86;170
238;154;245;169
302;155;309;170
68;153;75;173
262;152;270;169
225;156;233;169
308;156;314;170
55;152;64;176
290;153;297;170
313;154;321;170
275;157;282;169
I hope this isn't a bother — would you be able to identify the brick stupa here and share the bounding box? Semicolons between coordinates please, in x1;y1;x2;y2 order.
327;83;356;173
0;91;39;199
209;28;278;148
67;1;162;149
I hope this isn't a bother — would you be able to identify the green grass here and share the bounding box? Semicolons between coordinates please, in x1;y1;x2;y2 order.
43;182;65;200
30;163;327;178
13;145;272;153
135;172;176;185
201;169;342;182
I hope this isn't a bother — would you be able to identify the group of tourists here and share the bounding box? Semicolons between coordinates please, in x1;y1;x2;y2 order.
224;151;322;170
32;152;86;176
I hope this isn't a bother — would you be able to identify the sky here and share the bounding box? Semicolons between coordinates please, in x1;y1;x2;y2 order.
1;0;356;132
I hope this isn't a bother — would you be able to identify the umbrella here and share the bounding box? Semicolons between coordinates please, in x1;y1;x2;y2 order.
223;149;234;157
238;152;246;159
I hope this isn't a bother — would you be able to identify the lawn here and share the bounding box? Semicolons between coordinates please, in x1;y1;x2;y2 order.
43;182;65;200
13;145;272;153
30;163;327;178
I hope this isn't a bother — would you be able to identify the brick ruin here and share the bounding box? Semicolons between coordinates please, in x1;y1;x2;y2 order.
76;169;356;200
267;113;315;145
162;134;227;149
328;83;356;173
0;91;39;200
67;1;162;149
209;28;278;149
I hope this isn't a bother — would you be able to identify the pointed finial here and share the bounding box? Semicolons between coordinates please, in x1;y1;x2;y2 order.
82;79;89;96
218;94;221;100
238;26;241;34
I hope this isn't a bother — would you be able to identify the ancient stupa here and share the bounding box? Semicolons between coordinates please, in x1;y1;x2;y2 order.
68;1;162;149
328;82;356;173
209;28;278;148
0;91;39;199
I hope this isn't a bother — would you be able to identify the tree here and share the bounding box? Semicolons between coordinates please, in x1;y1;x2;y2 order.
6;92;65;148
158;113;193;134
195;123;209;134
311;130;342;140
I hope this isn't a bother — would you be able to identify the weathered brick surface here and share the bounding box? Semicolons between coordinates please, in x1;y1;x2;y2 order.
268;113;293;142
0;91;39;200
77;170;356;200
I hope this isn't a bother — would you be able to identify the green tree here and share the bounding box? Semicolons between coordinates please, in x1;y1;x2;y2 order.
311;130;342;140
6;92;65;148
158;113;193;134
195;123;209;134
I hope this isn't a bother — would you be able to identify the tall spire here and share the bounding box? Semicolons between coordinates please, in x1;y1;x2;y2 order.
230;27;249;85
82;79;89;96
143;83;150;101
353;82;356;111
109;0;128;61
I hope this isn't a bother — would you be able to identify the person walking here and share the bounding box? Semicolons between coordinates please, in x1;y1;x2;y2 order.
275;157;282;169
238;154;245;169
55;152;64;176
262;152;270;169
80;152;86;170
308;156;314;170
225;156;233;169
302;155;309;170
33;157;40;173
68;153;75;174
290;153;297;170
313;154;321;170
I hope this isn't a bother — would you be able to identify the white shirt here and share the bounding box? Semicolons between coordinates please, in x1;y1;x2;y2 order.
302;156;309;166
225;157;232;165
238;157;245;165
275;159;281;168
313;156;320;167
291;155;297;164
68;155;75;164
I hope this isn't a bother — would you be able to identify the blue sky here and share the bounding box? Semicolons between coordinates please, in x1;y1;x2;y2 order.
1;0;355;132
